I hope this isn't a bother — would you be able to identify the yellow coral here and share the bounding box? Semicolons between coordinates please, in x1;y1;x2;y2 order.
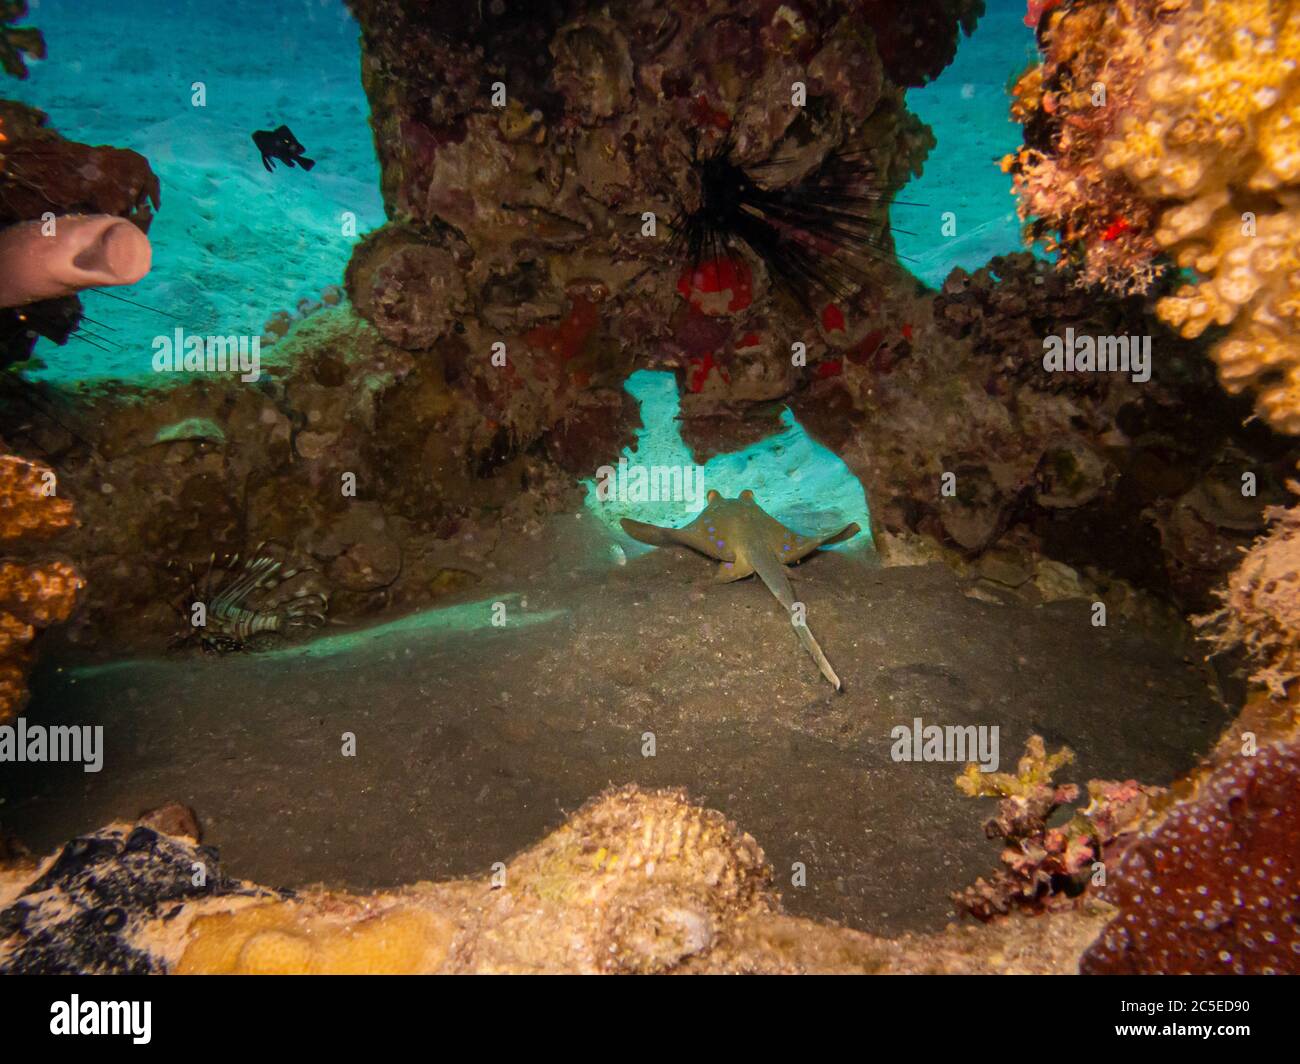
178;899;455;975
1098;0;1300;432
1012;0;1300;434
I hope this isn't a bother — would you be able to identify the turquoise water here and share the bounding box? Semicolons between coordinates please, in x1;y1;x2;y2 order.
897;0;1039;285
8;0;1032;382
9;0;384;381
584;370;872;551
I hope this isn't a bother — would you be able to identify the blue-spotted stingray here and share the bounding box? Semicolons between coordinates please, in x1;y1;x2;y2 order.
621;489;860;690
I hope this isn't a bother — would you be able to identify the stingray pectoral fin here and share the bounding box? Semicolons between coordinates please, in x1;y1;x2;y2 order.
787;521;861;562
620;517;683;548
714;558;755;583
621;516;723;559
820;522;861;547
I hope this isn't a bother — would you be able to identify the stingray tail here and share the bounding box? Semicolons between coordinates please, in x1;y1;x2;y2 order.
751;549;842;691
793;620;842;691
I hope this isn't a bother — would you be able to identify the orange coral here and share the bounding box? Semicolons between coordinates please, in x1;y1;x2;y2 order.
0;445;81;721
1003;0;1177;293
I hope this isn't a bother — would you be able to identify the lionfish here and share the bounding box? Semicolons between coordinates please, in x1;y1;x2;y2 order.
170;544;328;652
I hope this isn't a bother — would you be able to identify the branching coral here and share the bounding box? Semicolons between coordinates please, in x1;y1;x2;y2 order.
953;735;1161;920
0;445;80;722
1008;0;1300;434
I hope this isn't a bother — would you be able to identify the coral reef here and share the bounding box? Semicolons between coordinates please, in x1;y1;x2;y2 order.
953;735;1161;920
1006;0;1300;435
0;442;79;722
1003;0;1172;293
340;0;972;450
792;251;1293;610
1081;734;1300;974
1;784;1103;975
13;1;1273;649
6;240;1289;653
0;307;622;650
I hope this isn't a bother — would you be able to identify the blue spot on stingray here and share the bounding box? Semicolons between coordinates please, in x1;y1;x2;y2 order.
724;562;733;569
782;544;790;552
716;540;726;549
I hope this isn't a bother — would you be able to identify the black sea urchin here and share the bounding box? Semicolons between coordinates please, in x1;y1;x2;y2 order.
669;135;914;315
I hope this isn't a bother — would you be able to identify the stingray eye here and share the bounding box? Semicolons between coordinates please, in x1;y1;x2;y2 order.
740;489;755;501
707;489;721;503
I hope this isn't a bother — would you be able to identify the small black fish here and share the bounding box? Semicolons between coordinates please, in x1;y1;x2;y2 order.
252;124;316;173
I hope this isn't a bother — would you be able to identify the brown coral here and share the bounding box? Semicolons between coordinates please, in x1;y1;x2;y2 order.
0;100;160;229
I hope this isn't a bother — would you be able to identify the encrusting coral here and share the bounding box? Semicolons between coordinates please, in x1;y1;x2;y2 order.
1007;0;1300;435
0;442;80;722
1081;733;1300;974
